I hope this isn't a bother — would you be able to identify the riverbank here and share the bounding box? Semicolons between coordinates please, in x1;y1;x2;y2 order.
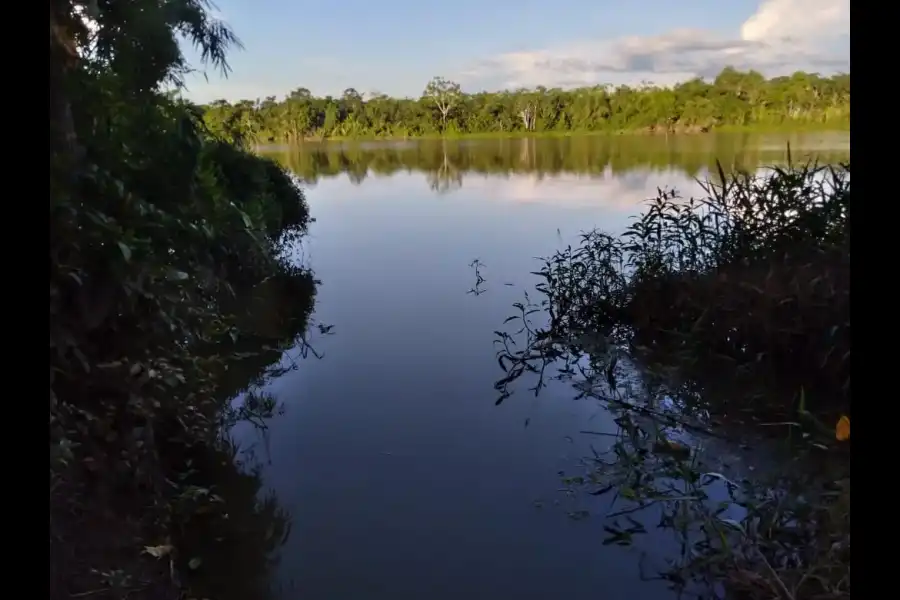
50;269;317;600
50;274;317;600
270;122;849;144
49;3;317;596
494;161;851;598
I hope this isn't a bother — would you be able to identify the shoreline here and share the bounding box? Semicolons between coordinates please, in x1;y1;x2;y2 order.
261;125;850;145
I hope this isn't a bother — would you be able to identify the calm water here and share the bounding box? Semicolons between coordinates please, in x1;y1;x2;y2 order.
234;133;849;600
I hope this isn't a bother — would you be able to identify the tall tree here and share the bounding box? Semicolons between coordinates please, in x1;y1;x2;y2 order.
423;76;462;130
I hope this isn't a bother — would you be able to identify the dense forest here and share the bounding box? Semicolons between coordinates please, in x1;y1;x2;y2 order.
200;69;850;142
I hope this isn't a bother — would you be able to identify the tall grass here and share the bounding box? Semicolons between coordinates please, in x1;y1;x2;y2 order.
494;158;850;599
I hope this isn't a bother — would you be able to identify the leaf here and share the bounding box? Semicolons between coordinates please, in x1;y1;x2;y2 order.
835;415;850;441
144;544;174;558
589;484;614;496
653;440;691;458
166;269;189;282
717;518;745;532
702;472;740;488
188;557;203;570
117;241;132;262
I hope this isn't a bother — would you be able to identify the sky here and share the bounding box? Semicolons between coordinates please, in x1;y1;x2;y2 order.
181;0;849;103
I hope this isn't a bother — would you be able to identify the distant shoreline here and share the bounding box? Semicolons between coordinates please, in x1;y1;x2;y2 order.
256;127;850;154
269;125;850;144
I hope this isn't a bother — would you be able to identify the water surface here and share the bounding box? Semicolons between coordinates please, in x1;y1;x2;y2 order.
236;134;849;600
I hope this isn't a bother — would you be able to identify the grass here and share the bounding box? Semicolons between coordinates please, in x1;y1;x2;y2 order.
492;155;850;599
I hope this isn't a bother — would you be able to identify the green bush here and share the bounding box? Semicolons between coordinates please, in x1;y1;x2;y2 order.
49;1;316;597
494;160;851;599
498;160;850;417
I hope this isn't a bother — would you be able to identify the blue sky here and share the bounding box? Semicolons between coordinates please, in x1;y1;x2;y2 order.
182;0;849;103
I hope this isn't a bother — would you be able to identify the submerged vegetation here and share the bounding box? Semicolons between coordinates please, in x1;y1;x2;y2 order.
493;160;850;598
50;1;315;598
200;69;850;142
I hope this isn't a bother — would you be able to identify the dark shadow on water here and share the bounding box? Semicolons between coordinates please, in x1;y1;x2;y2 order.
165;268;323;600
174;439;292;600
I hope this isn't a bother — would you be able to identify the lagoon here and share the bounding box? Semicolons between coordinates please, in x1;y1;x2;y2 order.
230;133;848;600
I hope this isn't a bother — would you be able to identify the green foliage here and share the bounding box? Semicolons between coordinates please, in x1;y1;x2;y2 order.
496;161;850;415
50;75;313;453
50;0;314;597
199;69;850;142
492;161;850;598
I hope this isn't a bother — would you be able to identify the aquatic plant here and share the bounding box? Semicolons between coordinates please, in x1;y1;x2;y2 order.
494;159;850;599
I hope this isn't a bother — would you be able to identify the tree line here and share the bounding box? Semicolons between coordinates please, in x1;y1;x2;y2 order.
199;69;850;143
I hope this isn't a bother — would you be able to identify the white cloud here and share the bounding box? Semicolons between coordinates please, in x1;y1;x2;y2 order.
460;0;849;91
740;0;848;42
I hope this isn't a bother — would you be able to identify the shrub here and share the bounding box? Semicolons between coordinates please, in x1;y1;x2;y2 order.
49;1;316;597
493;160;851;599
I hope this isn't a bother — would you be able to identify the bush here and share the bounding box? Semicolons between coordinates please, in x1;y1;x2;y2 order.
49;2;316;597
493;160;851;599
498;160;850;417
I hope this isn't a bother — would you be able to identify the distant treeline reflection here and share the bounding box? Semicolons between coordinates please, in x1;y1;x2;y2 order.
262;135;850;188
